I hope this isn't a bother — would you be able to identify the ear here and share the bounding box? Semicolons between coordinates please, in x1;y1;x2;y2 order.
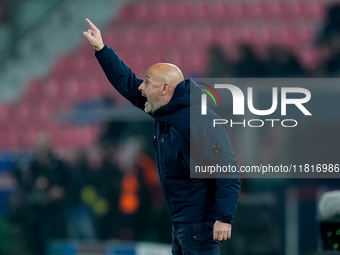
161;83;169;96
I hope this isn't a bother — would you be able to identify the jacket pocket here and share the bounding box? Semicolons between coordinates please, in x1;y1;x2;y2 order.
192;223;203;241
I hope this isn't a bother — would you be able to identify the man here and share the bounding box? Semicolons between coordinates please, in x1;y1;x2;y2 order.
26;132;70;255
83;18;240;254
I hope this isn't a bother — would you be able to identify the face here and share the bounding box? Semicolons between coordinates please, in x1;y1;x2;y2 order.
138;70;163;113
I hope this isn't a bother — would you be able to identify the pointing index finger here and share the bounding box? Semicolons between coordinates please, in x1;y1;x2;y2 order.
86;18;98;31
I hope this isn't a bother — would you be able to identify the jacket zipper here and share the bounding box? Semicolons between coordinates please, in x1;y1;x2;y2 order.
156;121;163;183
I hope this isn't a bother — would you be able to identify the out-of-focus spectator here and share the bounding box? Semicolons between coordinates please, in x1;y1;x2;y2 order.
25;132;70;255
324;33;340;76
317;3;340;77
89;141;122;240
265;46;305;77
205;45;233;77
66;147;96;240
9;155;31;254
319;4;340;45
234;45;266;77
116;137;162;241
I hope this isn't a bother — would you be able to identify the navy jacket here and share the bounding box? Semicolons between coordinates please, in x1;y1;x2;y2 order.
95;45;240;224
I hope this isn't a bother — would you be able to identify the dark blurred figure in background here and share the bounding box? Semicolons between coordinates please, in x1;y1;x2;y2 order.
10;149;31;254
205;44;306;78
234;45;266;77
318;3;340;76
265;46;305;77
324;33;340;76
116;137;163;241
25;132;70;255
205;45;234;77
66;147;96;240
90;141;122;240
319;4;340;44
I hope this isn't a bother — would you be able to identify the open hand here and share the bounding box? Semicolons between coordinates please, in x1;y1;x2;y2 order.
83;18;104;51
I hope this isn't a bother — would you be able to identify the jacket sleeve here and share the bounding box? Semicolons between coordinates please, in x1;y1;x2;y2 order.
191;113;241;224
95;45;146;111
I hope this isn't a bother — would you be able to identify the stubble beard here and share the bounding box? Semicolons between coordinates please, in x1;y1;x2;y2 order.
144;101;153;113
144;98;162;114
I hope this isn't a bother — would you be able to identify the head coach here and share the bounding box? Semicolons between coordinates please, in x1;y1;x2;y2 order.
83;18;241;255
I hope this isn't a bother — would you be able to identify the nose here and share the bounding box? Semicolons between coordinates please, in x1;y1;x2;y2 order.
138;82;145;91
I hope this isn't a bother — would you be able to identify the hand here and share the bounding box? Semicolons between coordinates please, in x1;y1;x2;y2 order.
213;220;232;241
83;18;104;51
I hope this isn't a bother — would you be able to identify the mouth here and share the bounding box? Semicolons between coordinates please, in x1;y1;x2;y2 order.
142;93;150;108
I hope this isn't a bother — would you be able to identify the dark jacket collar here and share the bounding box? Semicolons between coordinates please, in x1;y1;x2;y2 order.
152;79;201;122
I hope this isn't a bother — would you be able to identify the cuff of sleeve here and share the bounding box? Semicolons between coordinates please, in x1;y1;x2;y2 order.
95;45;108;55
216;215;233;224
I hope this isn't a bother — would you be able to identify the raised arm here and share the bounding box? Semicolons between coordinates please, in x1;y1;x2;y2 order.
83;18;146;110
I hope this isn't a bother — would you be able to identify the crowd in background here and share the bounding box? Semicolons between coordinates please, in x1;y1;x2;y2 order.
206;4;340;78
9;129;171;255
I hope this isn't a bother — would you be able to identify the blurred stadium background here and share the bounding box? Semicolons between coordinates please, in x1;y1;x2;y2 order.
0;0;340;254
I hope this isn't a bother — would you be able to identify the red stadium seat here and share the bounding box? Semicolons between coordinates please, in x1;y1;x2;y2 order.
158;2;189;21
268;24;295;48
0;128;6;148
13;102;32;124
163;49;183;71
22;80;43;103
153;2;170;20
79;78;104;101
237;26;255;45
180;48;207;75
159;28;176;48
190;2;210;20
298;48;321;70
135;2;152;22
295;25;315;45
245;1;266;19
196;27;215;48
176;2;191;21
1;129;20;148
264;1;284;19
226;2;246;20
215;27;237;49
32;102;53;125
19;126;39;148
123;50;145;73
43;77;64;99
104;31;120;47
51;127;63;148
250;25;271;48
52;126;77;148
118;4;135;21
63;77;82;103
0;104;14;124
303;0;325;20
73;54;92;76
175;28;196;47
76;126;99;148
284;0;304;18
207;2;227;21
146;49;163;68
139;29;160;49
51;54;73;79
